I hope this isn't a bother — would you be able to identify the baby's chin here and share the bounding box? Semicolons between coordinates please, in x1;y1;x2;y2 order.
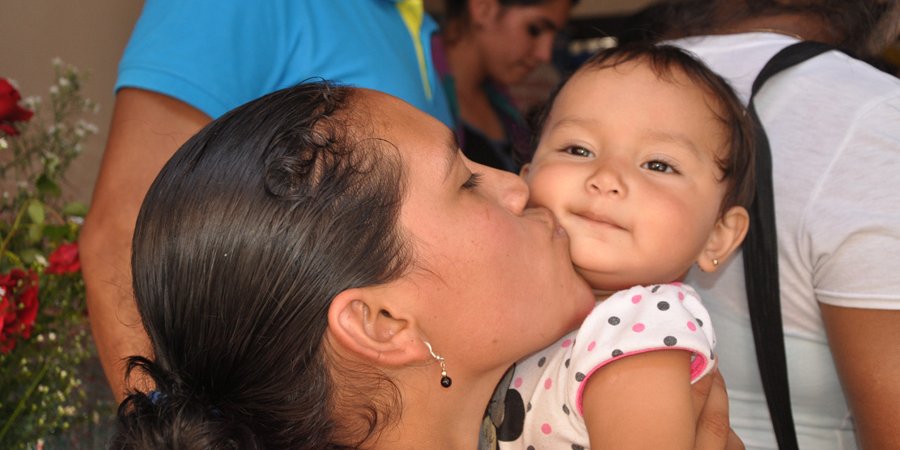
573;265;636;294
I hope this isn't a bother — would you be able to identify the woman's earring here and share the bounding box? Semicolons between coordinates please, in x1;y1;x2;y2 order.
712;258;719;267
425;342;452;388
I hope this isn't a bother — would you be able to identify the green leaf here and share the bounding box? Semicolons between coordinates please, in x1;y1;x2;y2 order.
41;225;69;240
27;200;45;225
61;201;88;218
27;223;42;243
18;248;41;265
36;174;62;198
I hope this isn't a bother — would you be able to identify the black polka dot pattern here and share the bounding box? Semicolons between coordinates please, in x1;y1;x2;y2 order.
575;372;586;382
612;349;623;357
657;301;670;311
573;445;585;450
664;336;677;346
608;316;621;325
565;358;570;368
697;318;704;327
562;404;570;415
537;356;546;367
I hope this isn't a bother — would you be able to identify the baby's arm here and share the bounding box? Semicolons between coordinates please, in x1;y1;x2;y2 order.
583;349;695;449
570;284;715;449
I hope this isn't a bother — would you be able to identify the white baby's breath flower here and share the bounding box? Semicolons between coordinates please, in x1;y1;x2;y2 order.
51;56;63;66
49;85;59;95
48;332;57;341
34;254;48;267
23;95;41;108
36;334;45;343
58;77;70;87
0;137;8;149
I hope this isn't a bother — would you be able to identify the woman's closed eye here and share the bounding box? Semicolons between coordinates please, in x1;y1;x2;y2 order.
462;172;483;190
642;159;679;174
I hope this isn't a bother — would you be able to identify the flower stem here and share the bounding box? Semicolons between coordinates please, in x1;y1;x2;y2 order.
0;202;28;259
0;360;50;444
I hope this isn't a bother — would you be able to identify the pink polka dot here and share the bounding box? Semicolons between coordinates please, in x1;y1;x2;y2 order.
514;377;523;389
587;341;596;351
541;423;552;435
561;338;573;348
632;323;646;332
672;281;683;286
631;294;642;304
687;321;697;332
678;291;685;301
544;378;553;390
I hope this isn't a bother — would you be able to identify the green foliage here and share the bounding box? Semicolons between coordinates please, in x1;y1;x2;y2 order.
0;60;113;449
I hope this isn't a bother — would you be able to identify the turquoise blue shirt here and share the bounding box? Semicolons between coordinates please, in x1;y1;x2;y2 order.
116;0;452;125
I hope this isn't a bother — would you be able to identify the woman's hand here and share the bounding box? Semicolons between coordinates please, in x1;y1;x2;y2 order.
691;368;744;449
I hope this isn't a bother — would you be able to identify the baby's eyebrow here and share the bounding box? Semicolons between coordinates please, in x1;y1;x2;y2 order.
643;130;701;157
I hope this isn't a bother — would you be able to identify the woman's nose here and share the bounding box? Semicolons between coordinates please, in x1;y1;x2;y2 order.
483;164;529;214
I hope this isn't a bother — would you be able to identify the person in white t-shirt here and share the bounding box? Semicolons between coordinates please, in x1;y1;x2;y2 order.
660;0;900;448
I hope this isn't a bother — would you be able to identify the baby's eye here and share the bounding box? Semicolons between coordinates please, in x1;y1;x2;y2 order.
564;146;594;158
642;160;677;173
527;23;542;38
462;172;482;190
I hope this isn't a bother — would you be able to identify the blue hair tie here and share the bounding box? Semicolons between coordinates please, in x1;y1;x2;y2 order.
148;390;166;405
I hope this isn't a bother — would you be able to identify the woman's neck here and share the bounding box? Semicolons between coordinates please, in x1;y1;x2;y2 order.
368;367;506;449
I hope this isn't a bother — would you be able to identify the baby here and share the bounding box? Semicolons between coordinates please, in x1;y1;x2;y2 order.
495;44;755;449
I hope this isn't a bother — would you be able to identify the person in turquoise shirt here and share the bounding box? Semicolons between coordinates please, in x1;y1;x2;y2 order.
81;0;452;401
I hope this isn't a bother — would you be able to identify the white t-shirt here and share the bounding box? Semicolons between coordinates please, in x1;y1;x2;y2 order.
673;32;900;449
498;284;715;449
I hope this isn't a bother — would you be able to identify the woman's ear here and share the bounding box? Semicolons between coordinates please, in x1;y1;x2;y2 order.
326;288;428;366
697;205;749;272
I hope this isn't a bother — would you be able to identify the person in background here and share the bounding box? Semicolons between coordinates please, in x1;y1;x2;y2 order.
80;0;453;402
434;0;575;172
660;0;900;448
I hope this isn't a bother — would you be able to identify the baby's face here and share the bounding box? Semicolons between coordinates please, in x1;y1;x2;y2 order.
522;61;730;291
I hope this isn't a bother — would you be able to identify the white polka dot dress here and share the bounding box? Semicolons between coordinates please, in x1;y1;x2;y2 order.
496;283;716;449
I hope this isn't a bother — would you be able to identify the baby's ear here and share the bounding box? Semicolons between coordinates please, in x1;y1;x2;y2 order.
697;206;749;272
326;288;429;367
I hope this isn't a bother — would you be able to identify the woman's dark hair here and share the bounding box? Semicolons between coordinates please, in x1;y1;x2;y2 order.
655;0;898;56
112;82;411;449
528;43;756;215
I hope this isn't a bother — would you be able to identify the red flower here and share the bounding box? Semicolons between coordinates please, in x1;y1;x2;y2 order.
46;242;81;274
0;78;34;137
0;269;40;353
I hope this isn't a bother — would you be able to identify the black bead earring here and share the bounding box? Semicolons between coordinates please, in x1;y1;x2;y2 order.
425;342;452;388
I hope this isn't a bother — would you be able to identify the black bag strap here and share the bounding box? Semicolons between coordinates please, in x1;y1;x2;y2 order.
744;40;835;450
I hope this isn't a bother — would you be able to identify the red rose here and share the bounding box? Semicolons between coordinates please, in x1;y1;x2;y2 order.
0;78;34;137
0;269;40;353
46;242;81;274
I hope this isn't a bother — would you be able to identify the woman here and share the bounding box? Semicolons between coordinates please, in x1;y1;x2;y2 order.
435;0;574;172
113;82;737;449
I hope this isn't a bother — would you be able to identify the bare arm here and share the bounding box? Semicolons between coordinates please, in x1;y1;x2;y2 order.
583;350;695;450
820;304;900;449
81;88;210;401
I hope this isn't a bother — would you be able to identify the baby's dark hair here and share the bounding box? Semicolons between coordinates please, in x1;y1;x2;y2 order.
112;82;411;449
529;43;756;215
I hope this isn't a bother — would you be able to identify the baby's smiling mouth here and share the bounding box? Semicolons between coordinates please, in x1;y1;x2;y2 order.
572;210;626;231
